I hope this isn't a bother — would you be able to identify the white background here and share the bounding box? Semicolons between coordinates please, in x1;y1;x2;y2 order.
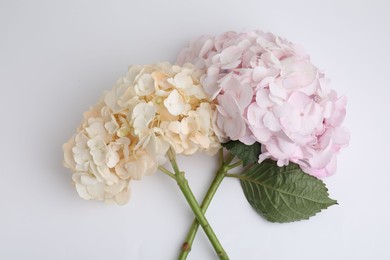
1;0;389;259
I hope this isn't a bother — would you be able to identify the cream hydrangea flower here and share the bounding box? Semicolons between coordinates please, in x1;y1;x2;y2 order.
63;62;221;204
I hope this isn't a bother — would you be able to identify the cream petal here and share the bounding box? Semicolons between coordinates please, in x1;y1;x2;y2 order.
75;183;91;200
114;187;131;205
86;183;105;200
135;73;155;96
80;174;98;186
164;89;185;116
63;138;76;170
106;148;120;168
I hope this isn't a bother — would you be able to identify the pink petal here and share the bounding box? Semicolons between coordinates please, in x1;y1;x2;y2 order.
199;39;214;57
217;93;239;117
288;91;311;111
280;109;302;133
255;88;274;108
220;46;242;64
263;112;281;131
269;81;287;100
249;126;271;143
222;77;253;110
253;66;268;82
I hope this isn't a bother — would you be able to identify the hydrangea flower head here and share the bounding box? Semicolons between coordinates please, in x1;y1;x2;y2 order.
63;63;221;204
177;30;349;177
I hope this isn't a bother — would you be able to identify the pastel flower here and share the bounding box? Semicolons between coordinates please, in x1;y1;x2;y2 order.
177;30;349;177
132;102;156;135
164;89;186;116
214;45;243;69
72;173;105;200
115;153;157;180
216;93;247;141
72;133;92;172
247;103;272;143
134;73;155;96
280;57;317;90
279;92;323;137
161;102;220;155
220;76;253;112
63;62;221;204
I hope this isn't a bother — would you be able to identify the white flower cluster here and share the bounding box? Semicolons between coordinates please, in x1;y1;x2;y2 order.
63;62;221;204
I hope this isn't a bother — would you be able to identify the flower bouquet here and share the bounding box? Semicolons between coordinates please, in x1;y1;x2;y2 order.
63;30;349;259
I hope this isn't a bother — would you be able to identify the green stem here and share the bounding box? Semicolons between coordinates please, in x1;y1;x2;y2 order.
158;165;176;179
225;173;243;179
167;149;229;260
178;151;236;260
219;149;224;167
227;160;243;170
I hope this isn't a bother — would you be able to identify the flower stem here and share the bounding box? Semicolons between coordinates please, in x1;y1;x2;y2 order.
158;165;176;179
225;173;243;179
178;150;236;260
166;149;229;260
219;148;224;166
227;160;243;170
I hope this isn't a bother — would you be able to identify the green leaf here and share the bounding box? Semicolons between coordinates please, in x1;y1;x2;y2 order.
236;160;337;223
222;140;261;166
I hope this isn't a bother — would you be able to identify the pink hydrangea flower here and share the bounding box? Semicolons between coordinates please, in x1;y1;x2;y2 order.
177;30;349;178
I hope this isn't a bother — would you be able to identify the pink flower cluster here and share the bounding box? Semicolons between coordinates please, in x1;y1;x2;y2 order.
177;30;349;178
